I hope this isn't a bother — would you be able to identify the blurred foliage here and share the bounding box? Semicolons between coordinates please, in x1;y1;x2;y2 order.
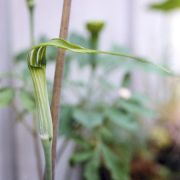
0;20;168;180
0;87;14;108
150;0;180;12
58;22;166;180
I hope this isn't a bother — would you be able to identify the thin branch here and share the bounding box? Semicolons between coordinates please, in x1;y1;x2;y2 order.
50;0;72;179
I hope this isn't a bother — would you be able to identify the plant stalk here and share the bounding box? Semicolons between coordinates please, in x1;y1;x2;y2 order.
89;33;98;70
50;0;72;179
32;118;43;180
42;140;52;180
29;8;35;45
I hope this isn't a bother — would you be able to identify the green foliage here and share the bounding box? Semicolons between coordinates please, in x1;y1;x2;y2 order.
73;109;104;128
54;22;171;180
19;88;35;111
70;151;94;166
101;144;130;180
0;87;14;108
104;108;138;132
59;105;75;136
150;0;180;12
84;149;101;180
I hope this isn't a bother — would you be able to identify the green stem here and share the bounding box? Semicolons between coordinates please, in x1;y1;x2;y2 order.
89;34;98;70
42;140;52;180
29;8;35;46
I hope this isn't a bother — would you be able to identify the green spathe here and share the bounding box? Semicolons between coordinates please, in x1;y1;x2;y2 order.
28;49;52;180
86;21;105;35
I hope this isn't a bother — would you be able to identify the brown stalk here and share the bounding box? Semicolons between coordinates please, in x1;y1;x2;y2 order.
50;0;72;179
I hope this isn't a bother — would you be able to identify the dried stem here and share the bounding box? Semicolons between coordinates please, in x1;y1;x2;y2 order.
50;0;72;179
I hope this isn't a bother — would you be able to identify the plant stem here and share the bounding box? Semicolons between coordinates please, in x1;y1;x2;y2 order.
29;8;35;45
42;140;52;180
50;0;72;179
32;117;43;180
85;32;99;102
89;34;98;70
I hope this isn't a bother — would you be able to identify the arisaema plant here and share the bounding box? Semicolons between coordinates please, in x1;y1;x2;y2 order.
27;36;172;180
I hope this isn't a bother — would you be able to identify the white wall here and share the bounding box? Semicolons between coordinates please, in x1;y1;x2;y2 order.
11;0;133;52
0;0;18;179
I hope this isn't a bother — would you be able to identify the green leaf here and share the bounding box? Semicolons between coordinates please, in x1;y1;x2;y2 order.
15;49;29;62
101;144;130;180
0;87;14;108
59;105;74;136
70;151;94;166
105;109;138;132
84;150;101;180
73;109;104;128
150;0;180;12
121;72;132;88
19;89;35;111
28;38;172;75
130;93;150;105
117;99;155;117
72;136;93;149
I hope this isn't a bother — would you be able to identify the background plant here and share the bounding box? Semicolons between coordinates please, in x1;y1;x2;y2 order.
56;22;169;180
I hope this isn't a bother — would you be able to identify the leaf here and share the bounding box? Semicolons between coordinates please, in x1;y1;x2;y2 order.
150;0;180;12
73;109;104;128
84;149;101;180
72;135;93;149
117;99;155;117
59;105;74;136
130;93;150;105
121;72;132;88
70;151;94;166
19;89;35;111
105;108;138;132
28;38;172;75
101;144;130;180
15;49;29;62
0;87;14;107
